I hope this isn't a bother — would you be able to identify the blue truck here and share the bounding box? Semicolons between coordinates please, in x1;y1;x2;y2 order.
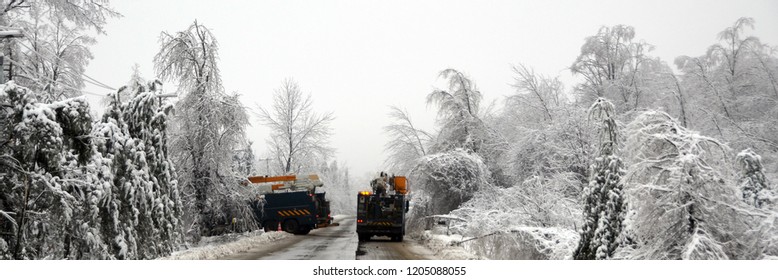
246;174;332;235
250;191;319;235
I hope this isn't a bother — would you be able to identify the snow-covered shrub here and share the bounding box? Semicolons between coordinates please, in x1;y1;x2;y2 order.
406;149;490;235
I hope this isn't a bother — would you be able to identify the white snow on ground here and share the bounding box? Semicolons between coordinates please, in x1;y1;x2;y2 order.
331;214;349;222
507;226;579;260
156;214;575;260
159;215;351;260
414;226;579;260
415;231;483;260
158;231;290;260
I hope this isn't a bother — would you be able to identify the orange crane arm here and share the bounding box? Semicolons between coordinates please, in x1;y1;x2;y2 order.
247;175;296;184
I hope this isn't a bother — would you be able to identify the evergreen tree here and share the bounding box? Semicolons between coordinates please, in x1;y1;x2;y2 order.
92;96;135;259
124;85;183;256
574;98;626;260
1;81;106;259
93;79;183;259
736;148;771;208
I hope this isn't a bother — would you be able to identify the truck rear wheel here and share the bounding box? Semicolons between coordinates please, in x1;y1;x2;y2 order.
295;227;311;235
283;219;299;234
358;233;370;242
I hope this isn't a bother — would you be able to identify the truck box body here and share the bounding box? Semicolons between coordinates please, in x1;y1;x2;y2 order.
250;191;319;235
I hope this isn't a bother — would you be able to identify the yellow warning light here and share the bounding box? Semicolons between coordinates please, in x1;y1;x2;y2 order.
359;191;372;196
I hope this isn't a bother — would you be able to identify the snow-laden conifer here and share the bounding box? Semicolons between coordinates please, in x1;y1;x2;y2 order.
574;98;626;260
736;149;772;208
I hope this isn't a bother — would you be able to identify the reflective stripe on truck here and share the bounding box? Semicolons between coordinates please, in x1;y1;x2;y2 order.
277;209;312;217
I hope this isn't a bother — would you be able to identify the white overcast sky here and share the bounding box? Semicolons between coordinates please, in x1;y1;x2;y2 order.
82;0;778;178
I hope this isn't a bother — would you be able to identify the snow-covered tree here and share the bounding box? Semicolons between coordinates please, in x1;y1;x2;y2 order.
736;149;771;208
125;86;183;257
749;43;778;98
501;105;594;189
510;63;564;124
384;106;432;175
232;140;256;177
620;110;764;259
79;76;183;260
427;69;485;153
428;69;509;186
0;0;121;33
574;98;626;260
315;160;356;215
707;17;760;85
571;25;659;112
113;64;147;103
674;17;778;189
1;0;120;101
256;78;334;174
154;20;253;239
91;94;135;259
0;81;107;259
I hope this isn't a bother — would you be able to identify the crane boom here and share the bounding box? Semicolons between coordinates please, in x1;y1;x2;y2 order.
247;175;296;184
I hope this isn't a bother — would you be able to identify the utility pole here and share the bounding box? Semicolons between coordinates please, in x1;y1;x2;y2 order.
0;28;25;84
258;157;271;175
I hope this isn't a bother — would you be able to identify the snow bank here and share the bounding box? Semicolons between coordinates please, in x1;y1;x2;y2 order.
332;214;349;221
416;231;482;260
159;231;290;260
508;226;579;260
419;226;578;260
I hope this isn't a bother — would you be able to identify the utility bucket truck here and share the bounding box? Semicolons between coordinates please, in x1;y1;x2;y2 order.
357;173;409;242
246;174;333;235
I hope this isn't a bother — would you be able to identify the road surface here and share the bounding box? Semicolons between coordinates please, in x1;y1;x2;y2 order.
220;216;433;260
355;236;435;260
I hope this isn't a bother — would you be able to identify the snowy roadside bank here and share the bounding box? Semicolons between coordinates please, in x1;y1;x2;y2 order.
414;231;483;260
158;231;290;260
159;215;351;260
413;226;579;260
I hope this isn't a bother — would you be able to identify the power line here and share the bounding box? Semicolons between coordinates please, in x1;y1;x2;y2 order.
16;40;117;91
4;56;108;97
14;39;117;91
15;36;117;91
4;29;178;100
